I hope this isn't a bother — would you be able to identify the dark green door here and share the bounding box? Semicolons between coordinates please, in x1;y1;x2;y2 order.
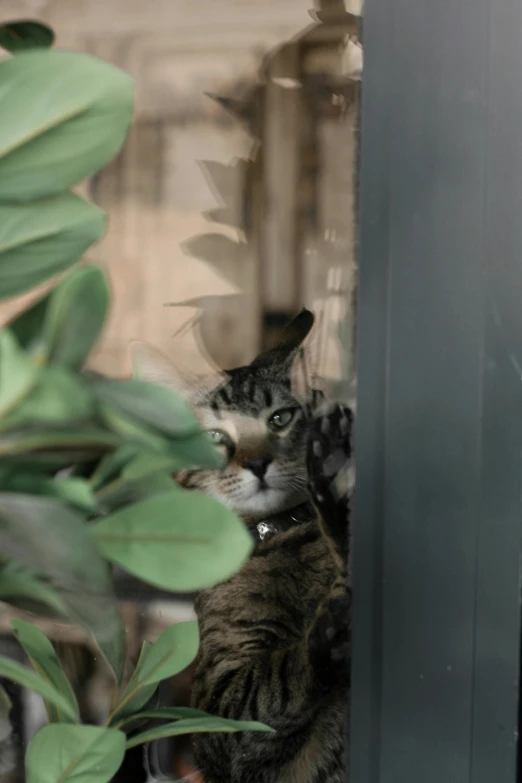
351;1;522;781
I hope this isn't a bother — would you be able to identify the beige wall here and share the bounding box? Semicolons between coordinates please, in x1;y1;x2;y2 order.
0;0;360;378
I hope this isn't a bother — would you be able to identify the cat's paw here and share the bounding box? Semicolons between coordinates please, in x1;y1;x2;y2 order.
306;402;354;558
306;402;354;512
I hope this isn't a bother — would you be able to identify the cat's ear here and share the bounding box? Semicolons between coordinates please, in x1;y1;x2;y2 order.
249;309;314;372
129;341;198;398
130;340;228;404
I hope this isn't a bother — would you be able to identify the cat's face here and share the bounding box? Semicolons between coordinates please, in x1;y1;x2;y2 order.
185;364;308;517
132;310;315;519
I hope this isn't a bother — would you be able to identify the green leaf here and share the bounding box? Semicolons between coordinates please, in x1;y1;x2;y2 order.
126;706;212;721
121;452;185;481
0;329;38;417
95;471;176;513
95;401;221;472
115;705;211;729
97;402;168;453
166;430;224;470
0;49;133;203
0;469;96;514
114;682;159;724
0;656;78;721
8;266;110;369
0;427;119;460
112;623;198;721
129;622;199;685
108;641;159;724
70;600;127;689
0;21;54;53
44;265;109;369
126;716;274;750
132;640;153;679
1;367;94;429
53;478;97;513
0;561;67;617
90;488;253;591
0;684;12;742
88;377;202;438
89;444;140;491
0;194;106;301
11;619;79;723
26;724;126;783
8;294;49;357
0;493;126;683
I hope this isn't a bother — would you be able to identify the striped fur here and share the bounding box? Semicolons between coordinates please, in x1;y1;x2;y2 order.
190;403;352;783
135;312;352;783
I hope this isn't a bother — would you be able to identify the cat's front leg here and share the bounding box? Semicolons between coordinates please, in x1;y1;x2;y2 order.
306;402;353;685
306;401;354;566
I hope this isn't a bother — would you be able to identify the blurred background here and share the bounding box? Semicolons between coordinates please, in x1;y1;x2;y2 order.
0;0;361;779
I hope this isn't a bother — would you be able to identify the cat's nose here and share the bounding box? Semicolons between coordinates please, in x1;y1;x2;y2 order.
243;457;271;479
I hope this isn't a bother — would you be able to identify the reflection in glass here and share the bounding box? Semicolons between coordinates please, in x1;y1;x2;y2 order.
0;2;361;781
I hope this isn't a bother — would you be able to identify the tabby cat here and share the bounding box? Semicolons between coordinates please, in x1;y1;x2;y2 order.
134;310;354;783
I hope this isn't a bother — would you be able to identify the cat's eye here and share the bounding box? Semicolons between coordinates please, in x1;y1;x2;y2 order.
207;429;235;464
268;408;295;431
207;429;229;446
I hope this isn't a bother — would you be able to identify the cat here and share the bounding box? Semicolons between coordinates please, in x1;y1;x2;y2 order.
133;309;354;783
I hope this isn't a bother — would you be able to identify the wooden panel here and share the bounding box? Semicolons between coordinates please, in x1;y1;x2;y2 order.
261;44;301;314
